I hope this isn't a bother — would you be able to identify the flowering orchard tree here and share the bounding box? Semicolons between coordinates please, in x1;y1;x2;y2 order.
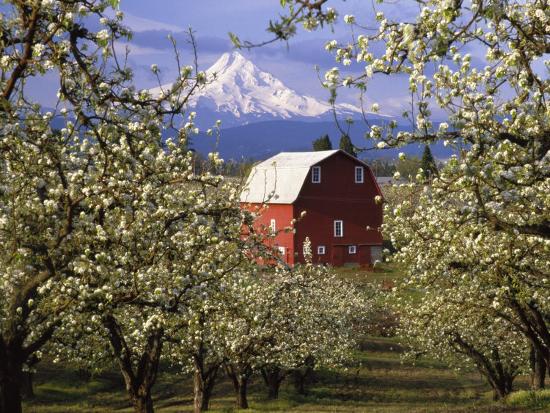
165;257;266;413
397;283;529;399
256;240;369;400
166;238;368;411
169;266;294;410
224;242;367;408
238;0;549;393
47;156;258;413
0;1;218;412
386;180;549;395
168;294;230;413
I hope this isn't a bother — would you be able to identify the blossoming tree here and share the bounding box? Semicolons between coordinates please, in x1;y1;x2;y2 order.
169;238;368;412
234;0;549;395
0;1;221;412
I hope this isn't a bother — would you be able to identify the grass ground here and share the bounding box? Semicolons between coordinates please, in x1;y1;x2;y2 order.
23;264;537;412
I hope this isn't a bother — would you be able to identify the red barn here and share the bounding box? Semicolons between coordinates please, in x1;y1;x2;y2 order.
240;150;383;267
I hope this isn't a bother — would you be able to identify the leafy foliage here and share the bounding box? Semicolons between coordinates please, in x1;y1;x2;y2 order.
312;134;332;151
338;134;356;157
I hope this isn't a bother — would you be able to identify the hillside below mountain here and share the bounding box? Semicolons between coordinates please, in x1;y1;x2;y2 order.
191;120;456;161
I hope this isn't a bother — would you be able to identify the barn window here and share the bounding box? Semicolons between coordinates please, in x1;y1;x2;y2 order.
277;246;286;255
334;220;343;237
317;245;326;255
270;219;276;233
311;166;321;183
355;166;364;183
348;245;357;254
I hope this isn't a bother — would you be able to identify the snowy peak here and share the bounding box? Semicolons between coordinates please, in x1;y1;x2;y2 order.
151;51;364;127
208;51;255;75
193;51;352;120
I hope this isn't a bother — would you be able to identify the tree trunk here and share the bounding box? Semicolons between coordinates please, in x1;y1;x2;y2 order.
225;365;250;409
293;369;306;395
293;356;315;396
203;370;216;411
193;365;218;412
491;374;514;400
20;372;34;399
103;315;163;413
235;376;249;409
0;277;57;413
131;392;154;413
0;335;25;413
191;340;220;413
453;336;515;400
530;345;546;390
508;298;550;375
193;369;206;413
261;367;283;399
0;348;23;413
0;375;22;413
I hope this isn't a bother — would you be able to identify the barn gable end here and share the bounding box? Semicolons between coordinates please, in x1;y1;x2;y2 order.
240;150;383;267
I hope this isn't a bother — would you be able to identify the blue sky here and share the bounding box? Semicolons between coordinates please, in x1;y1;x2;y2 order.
117;0;418;117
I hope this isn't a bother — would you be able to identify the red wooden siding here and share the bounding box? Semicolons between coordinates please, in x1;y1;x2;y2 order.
240;202;295;266
293;152;382;266
241;150;383;267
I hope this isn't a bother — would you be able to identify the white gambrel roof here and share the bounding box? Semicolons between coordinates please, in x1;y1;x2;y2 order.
240;150;339;204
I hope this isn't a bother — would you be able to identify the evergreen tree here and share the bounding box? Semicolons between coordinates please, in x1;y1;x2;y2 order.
339;135;356;157
312;134;332;151
421;145;437;178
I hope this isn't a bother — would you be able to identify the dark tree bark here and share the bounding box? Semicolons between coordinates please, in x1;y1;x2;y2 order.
0;351;23;413
261;366;285;399
453;335;516;400
20;372;34;399
293;356;315;396
236;376;249;409
293;370;306;395
20;354;39;400
225;364;251;409
0;270;58;413
103;315;163;413
0;332;48;413
507;298;550;381
1;344;42;412
530;345;547;390
192;355;219;413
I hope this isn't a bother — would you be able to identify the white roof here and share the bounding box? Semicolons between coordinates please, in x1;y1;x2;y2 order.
240;150;339;204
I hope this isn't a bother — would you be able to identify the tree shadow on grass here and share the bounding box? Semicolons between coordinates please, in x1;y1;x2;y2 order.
280;346;502;412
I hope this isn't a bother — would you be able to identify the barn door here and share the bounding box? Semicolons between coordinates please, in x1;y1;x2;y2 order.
359;246;371;268
331;245;344;267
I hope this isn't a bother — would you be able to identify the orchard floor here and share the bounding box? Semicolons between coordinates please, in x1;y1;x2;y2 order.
23;265;535;413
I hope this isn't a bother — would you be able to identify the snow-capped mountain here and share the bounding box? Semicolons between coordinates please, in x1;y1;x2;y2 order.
151;51;367;128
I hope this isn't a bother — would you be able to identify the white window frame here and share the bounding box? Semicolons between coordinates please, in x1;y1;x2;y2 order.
317;245;326;255
334;220;343;237
311;166;321;183
270;218;276;233
355;166;364;183
348;245;357;254
277;246;286;255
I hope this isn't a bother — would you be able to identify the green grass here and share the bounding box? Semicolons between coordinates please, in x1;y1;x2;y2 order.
333;262;405;287
23;263;536;412
506;389;550;410
25;337;530;413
